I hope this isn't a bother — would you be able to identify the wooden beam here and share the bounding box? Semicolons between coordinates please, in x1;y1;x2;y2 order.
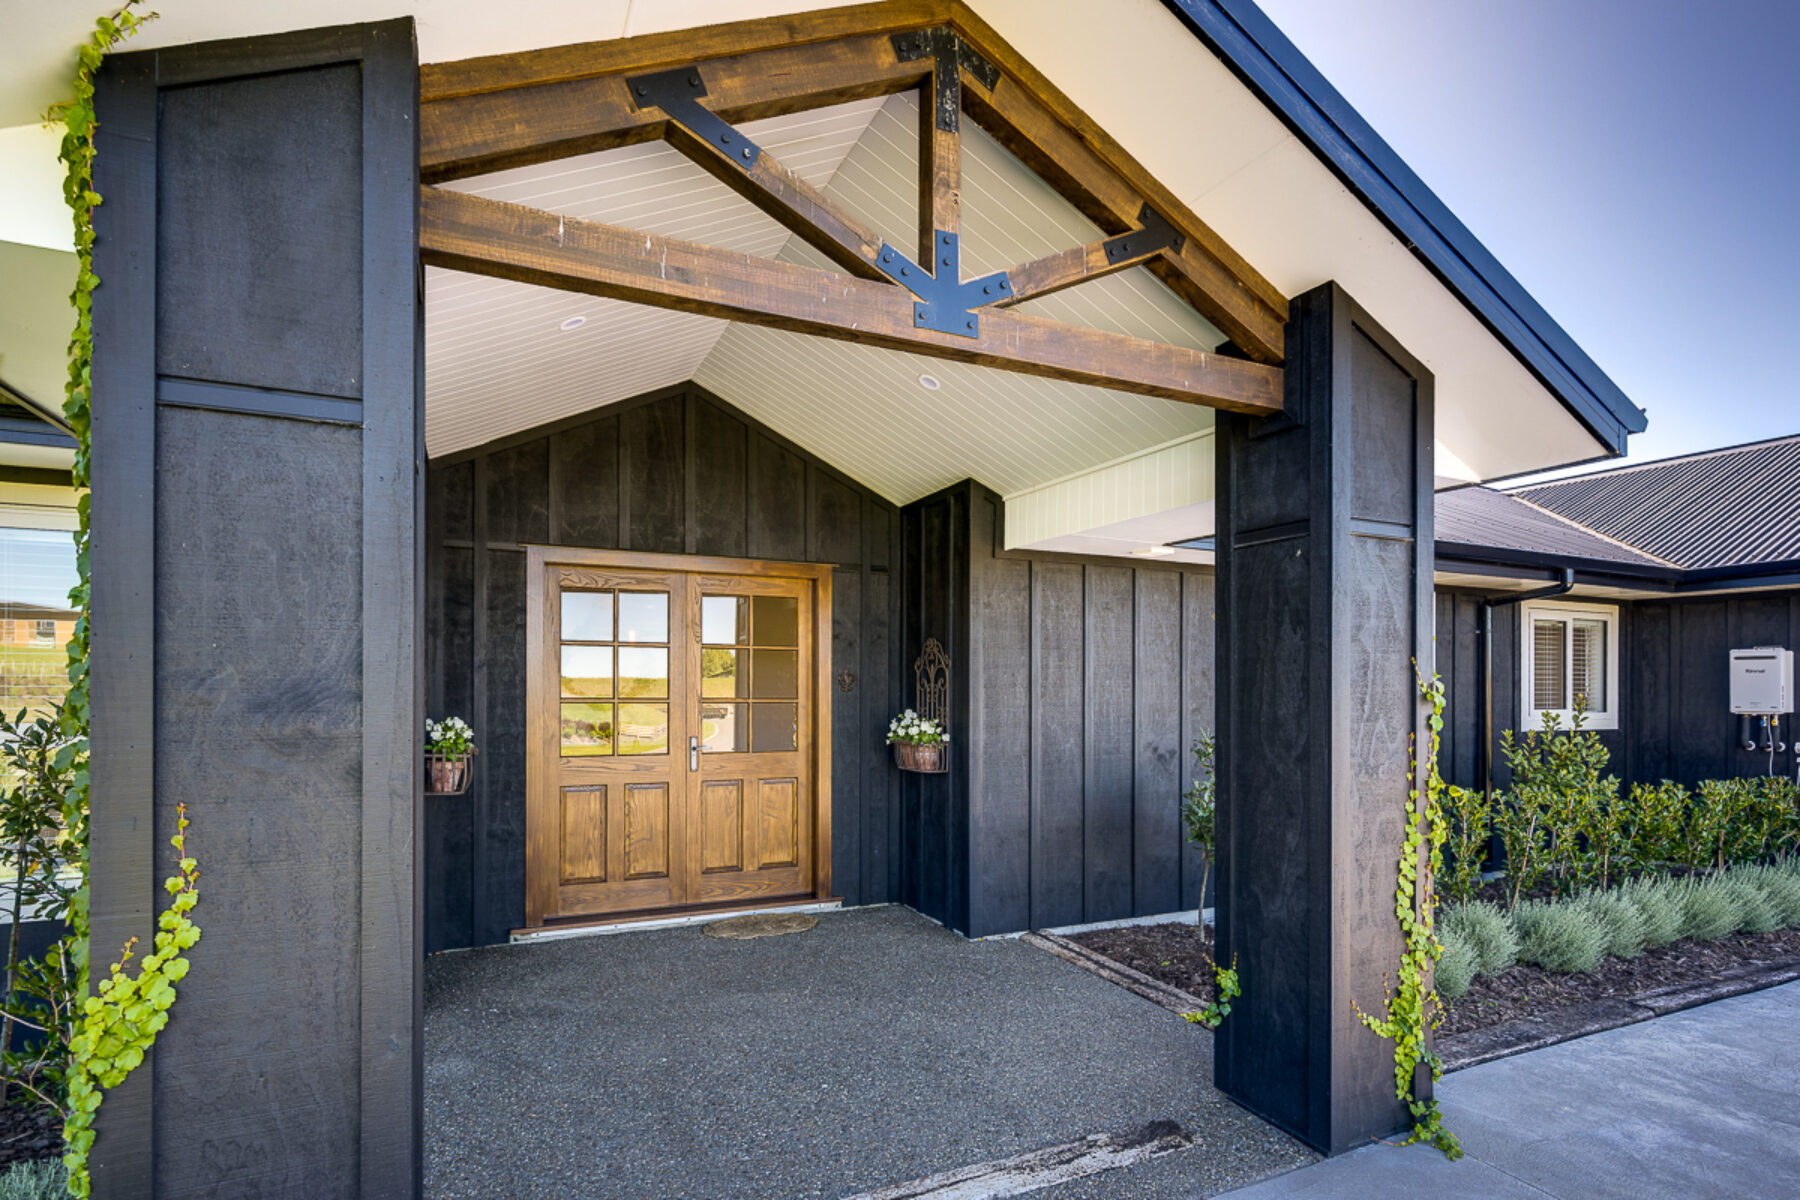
948;3;1289;362
422;32;930;182
656;107;890;280
919;64;960;263
1000;237;1164;306
420;1;949;100
420;186;1284;416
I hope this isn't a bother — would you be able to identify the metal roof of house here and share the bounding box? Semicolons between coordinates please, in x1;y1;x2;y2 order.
1435;486;1673;568
1511;435;1800;569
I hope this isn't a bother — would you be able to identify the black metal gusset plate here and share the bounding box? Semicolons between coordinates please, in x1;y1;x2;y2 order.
878;230;1012;338
626;66;762;170
1103;203;1186;264
891;27;1001;131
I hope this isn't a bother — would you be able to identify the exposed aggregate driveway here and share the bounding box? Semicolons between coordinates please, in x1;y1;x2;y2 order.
425;905;1314;1199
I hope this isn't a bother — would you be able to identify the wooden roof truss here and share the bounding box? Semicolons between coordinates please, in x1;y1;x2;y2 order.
418;1;1288;414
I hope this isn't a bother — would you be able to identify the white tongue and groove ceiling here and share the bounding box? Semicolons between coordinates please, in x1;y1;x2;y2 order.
426;91;1225;507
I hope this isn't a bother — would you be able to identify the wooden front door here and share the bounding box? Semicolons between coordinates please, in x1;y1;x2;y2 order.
526;550;831;926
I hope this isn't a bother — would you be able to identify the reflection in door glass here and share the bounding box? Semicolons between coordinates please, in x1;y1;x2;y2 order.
617;647;669;698
560;703;615;756
617;592;669;643
700;648;746;698
700;702;748;753
562;592;613;641
751;649;798;699
617;703;670;755
701;595;749;646
560;645;613;698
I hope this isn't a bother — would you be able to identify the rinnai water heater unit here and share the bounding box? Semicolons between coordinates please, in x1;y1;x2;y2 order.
1729;647;1794;715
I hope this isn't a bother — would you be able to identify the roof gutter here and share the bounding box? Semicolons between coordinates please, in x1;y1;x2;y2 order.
1158;0;1648;455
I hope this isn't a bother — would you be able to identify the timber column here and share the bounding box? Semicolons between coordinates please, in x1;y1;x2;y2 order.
90;20;422;1198
1213;282;1435;1154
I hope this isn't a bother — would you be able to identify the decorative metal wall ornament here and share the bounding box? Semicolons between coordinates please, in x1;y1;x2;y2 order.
837;670;857;693
425;747;477;796
915;637;951;728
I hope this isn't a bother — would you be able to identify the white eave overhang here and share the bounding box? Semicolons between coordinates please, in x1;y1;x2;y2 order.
0;0;1647;555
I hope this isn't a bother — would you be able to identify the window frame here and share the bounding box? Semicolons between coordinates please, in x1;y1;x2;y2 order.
1519;599;1620;731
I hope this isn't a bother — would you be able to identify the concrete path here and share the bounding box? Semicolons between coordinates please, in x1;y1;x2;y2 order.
425;905;1314;1199
1218;980;1800;1199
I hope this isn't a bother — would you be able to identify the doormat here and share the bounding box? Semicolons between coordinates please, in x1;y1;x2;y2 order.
704;912;819;940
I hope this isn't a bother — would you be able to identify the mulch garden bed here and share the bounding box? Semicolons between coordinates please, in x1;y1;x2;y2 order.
1064;920;1800;1041
0;1096;63;1169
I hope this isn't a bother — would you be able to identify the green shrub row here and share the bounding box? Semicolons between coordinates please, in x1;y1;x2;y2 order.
1435;857;1800;1001
1441;707;1800;906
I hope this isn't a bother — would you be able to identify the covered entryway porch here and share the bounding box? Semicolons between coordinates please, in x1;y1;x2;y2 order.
79;2;1645;1196
424;906;1316;1200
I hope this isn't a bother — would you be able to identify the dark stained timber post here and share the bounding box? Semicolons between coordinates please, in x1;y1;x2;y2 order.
1213;282;1435;1154
90;20;423;1199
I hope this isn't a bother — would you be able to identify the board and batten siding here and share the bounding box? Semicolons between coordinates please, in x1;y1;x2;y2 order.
1435;585;1800;799
425;384;902;950
901;482;1214;938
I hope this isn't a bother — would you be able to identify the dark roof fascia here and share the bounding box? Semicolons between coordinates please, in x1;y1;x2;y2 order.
0;416;77;451
1159;0;1647;455
1434;544;1800;597
0;377;74;437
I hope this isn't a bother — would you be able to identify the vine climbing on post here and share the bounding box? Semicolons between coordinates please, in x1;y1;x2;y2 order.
1353;667;1462;1160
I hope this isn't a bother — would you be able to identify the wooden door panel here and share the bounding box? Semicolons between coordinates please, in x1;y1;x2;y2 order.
699;781;744;874
559;785;606;884
757;778;799;869
623;782;672;880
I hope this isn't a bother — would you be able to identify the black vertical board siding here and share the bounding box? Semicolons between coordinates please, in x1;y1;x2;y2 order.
1179;573;1217;914
1031;562;1086;928
94;23;423;1197
477;551;530;942
1675;601;1730;783
750;433;808;561
690;399;747;557
623;398;684;553
484;439;550;545
832;569;863;905
968;492;1031;937
551;416;620;548
812;469;864;565
426;546;476;952
1631;603;1672;785
425;386;901;946
1133;570;1182;916
1083;565;1135;922
915;495;954;924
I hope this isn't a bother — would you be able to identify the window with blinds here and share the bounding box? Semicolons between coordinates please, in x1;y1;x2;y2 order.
1522;602;1618;729
1532;618;1567;711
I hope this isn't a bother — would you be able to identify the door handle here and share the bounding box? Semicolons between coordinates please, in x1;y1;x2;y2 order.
689;736;699;772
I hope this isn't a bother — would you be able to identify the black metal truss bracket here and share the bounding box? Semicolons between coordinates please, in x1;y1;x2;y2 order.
877;230;1012;338
891;27;1000;132
627;66;763;170
1104;203;1185;264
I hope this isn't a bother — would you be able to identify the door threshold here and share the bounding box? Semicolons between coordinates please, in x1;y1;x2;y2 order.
510;897;842;944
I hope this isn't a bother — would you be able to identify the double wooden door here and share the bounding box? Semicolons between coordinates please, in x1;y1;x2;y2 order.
526;550;831;925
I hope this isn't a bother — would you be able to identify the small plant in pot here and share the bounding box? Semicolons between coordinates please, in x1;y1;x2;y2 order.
887;709;948;773
425;716;477;795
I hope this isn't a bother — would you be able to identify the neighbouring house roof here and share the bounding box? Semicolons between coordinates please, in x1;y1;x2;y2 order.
1512;435;1800;570
1435;486;1673;569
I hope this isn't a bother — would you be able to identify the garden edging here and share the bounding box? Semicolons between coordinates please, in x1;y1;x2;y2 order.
1437;958;1800;1070
1021;931;1207;1015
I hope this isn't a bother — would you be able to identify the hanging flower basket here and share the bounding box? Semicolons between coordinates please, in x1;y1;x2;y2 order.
426;716;477;796
892;741;947;774
887;709;949;774
425;748;476;796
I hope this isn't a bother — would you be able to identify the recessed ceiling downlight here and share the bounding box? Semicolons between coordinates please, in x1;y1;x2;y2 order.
560;315;587;331
917;374;942;390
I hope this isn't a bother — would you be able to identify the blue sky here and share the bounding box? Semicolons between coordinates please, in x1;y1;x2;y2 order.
1256;0;1800;468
